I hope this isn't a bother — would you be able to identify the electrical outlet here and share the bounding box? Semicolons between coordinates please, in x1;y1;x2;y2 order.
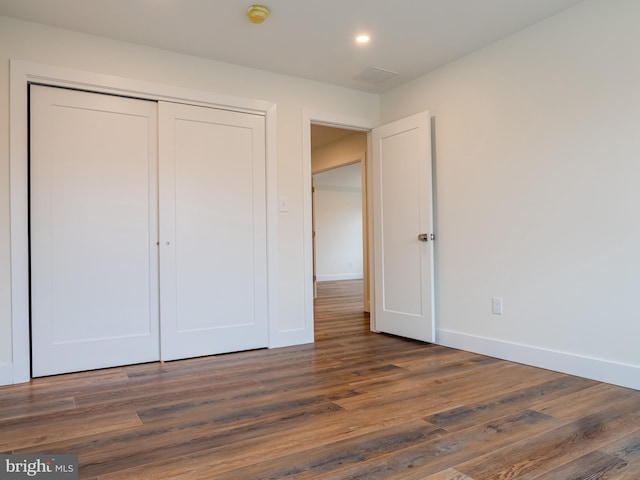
492;297;503;315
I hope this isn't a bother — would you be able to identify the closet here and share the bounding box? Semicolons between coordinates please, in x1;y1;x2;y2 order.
30;85;268;376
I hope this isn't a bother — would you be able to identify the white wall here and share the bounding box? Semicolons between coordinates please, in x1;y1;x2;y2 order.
0;16;379;384
314;164;363;281
381;0;640;389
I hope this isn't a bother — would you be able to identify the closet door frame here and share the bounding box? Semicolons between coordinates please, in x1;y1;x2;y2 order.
8;60;278;384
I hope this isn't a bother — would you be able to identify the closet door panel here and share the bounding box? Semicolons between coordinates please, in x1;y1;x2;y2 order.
30;85;160;377
159;102;267;361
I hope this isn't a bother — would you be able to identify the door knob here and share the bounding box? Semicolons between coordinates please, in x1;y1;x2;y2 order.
418;233;429;242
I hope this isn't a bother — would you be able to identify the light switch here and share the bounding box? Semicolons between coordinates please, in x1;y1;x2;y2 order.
492;297;503;315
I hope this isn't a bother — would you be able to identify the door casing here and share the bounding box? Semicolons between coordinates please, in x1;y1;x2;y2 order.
303;111;375;335
303;110;436;342
8;60;278;384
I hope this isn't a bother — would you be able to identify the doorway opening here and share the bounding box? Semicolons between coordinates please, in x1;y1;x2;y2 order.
310;124;369;320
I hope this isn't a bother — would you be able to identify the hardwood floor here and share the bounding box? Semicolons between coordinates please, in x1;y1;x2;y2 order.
1;279;639;479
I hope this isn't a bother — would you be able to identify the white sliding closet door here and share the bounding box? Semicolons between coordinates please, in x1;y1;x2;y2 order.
158;102;268;361
30;85;160;377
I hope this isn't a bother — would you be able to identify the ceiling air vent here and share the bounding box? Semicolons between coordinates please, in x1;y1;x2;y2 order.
355;66;398;85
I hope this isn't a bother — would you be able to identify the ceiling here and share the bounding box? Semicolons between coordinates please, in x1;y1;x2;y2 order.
0;0;585;94
311;125;364;149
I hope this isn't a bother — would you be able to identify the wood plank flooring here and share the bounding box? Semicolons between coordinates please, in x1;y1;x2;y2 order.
1;279;639;479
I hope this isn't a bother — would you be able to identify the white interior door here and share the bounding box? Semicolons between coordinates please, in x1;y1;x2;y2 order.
30;85;160;377
371;111;435;342
158;102;268;361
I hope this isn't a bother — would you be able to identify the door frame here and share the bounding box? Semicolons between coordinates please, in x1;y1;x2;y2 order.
8;60;278;384
312;157;366;300
302;111;376;336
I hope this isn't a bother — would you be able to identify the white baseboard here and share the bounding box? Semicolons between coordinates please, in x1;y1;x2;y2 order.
317;273;363;282
437;329;640;391
0;364;13;386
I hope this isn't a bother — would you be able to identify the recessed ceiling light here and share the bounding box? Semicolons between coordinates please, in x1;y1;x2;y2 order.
356;34;370;44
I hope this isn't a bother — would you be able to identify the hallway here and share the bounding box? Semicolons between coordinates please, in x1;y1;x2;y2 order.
314;279;368;341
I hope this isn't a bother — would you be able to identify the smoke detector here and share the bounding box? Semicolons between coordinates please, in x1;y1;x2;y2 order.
247;5;270;24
